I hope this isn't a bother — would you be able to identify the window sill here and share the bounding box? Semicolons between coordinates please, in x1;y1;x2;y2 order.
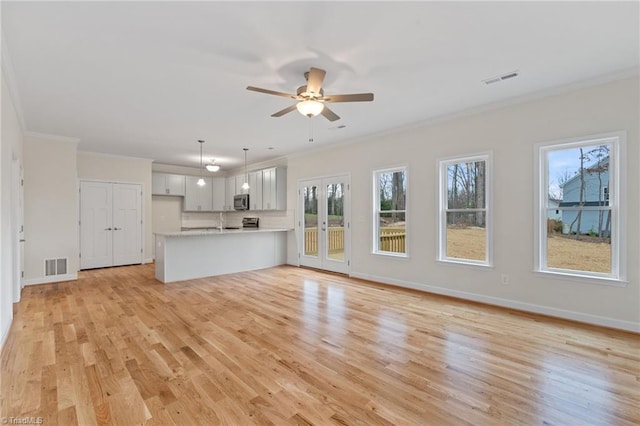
372;251;409;259
534;270;628;287
437;259;493;270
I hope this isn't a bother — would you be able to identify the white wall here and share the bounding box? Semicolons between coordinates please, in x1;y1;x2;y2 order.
23;134;78;284
77;152;153;262
151;196;182;257
286;76;640;331
0;68;24;346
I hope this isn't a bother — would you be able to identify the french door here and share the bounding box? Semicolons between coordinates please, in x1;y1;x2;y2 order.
80;181;143;269
299;175;350;274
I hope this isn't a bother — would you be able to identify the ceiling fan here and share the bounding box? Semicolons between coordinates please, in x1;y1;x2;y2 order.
246;67;374;122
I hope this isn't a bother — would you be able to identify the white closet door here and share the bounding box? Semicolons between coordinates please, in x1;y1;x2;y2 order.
80;181;113;269
112;183;142;266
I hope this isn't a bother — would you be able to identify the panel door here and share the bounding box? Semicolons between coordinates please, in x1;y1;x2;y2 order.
80;181;113;269
112;183;143;266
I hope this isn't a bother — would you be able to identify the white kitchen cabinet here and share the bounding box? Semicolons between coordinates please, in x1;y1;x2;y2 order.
236;175;248;194
224;176;236;211
211;177;226;211
152;173;185;196
184;176;213;211
248;171;263;210
262;167;287;210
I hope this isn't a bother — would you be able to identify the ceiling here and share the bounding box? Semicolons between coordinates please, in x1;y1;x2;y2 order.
2;1;638;170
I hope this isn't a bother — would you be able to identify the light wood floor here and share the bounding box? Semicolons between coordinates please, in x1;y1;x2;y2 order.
1;264;638;425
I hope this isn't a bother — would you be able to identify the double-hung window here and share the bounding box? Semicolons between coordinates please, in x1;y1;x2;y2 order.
535;132;625;282
438;153;492;266
373;167;407;256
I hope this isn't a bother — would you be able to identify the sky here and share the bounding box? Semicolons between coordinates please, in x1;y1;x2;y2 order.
547;144;609;199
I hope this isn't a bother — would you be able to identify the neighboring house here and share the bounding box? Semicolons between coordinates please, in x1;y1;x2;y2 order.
560;156;610;236
548;198;562;221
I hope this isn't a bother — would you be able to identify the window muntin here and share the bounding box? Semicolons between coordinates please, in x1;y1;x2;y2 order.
438;154;491;266
537;134;624;281
373;167;407;256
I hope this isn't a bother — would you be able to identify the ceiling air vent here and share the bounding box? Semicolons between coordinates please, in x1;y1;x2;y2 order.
483;70;520;85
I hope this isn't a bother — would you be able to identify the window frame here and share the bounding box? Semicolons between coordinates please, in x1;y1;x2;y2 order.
534;131;627;285
372;166;408;257
437;152;493;267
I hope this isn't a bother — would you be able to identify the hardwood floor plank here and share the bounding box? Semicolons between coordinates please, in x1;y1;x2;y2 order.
1;264;638;425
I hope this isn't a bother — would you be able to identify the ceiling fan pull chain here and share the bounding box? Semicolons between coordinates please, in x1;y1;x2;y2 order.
308;117;314;143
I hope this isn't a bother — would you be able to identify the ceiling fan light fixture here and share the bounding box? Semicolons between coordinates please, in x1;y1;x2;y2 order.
296;100;324;117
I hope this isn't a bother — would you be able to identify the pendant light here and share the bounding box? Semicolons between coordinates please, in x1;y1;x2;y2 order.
241;148;250;192
197;140;206;186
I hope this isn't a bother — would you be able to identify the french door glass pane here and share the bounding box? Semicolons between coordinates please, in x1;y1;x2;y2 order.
326;183;344;261
303;185;318;256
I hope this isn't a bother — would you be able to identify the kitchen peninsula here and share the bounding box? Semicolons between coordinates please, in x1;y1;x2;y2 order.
154;228;290;283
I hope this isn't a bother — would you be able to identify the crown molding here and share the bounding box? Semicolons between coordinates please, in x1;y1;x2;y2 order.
77;150;153;162
25;131;79;144
1;29;26;130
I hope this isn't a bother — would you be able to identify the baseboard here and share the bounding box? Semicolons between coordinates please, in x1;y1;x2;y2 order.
350;272;640;333
144;257;154;264
0;318;11;353
23;273;78;286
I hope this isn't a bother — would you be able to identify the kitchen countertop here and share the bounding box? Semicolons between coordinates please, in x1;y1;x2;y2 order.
155;228;292;237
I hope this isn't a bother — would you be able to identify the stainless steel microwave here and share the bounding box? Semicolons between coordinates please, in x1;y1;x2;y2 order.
234;194;249;210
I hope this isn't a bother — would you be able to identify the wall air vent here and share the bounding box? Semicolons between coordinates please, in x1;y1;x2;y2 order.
44;258;68;276
483;70;520;85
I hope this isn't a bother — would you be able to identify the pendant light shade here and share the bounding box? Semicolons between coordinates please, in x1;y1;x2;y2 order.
197;140;206;186
206;162;220;172
296;100;324;117
242;148;250;192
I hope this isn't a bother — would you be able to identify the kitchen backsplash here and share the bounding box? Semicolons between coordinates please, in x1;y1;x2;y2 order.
181;210;295;229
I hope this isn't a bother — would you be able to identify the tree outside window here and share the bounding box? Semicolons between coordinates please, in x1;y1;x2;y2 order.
374;167;407;255
438;154;491;265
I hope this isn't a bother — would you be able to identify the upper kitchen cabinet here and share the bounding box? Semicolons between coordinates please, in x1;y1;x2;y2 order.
224;176;237;211
184;176;213;211
211;177;226;211
262;167;286;210
152;173;185;196
248;171;263;211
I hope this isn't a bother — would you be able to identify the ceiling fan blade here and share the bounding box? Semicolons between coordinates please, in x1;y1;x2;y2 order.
320;105;340;122
247;86;297;99
271;104;298;117
323;93;374;103
306;67;326;95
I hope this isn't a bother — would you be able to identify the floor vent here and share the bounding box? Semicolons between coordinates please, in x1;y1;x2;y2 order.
45;258;68;276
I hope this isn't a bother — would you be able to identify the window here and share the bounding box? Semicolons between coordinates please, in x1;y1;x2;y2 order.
536;132;625;282
373;167;407;256
438;153;492;266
